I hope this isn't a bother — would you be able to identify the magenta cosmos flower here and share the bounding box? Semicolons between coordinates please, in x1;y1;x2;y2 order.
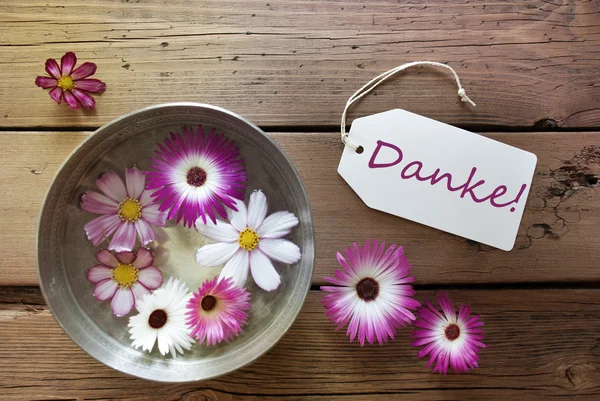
146;125;247;228
186;277;251;345
82;167;168;252
321;240;420;346
87;248;163;317
35;51;106;110
412;291;486;374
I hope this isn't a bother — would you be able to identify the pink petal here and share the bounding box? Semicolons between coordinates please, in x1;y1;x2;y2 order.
87;265;114;283
74;78;106;93
93;279;118;301
71;88;96;110
135;219;155;246
45;58;61;79
109;222;136;252
96;171;127;203
141;203;168;227
116;251;135;264
71;61;96;80
35;76;57;89
133;247;154;269
84;214;121;246
49;87;62;104
137;266;163;289
125;167;146;200
63;90;79;110
110;287;135;317
131;282;151;301
60;52;77;76
95;249;119;267
81;190;119;215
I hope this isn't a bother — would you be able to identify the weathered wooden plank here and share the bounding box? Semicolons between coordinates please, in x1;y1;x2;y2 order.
1;0;599;128
1;131;599;286
1;289;599;400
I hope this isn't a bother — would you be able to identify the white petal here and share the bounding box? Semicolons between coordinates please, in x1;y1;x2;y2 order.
195;219;239;242
249;250;281;291
247;190;268;230
257;211;299;239
227;198;248;232
258;239;301;264
157;331;170;356
219;249;250;288
196;242;239;266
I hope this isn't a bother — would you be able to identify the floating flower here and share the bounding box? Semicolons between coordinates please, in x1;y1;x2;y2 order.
412;291;486;374
128;277;194;358
87;248;163;317
35;51;106;110
320;240;420;346
186;277;251;345
146;125;247;228
82;167;168;252
196;190;301;291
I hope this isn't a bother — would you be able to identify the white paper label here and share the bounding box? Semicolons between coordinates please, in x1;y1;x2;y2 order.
338;109;537;251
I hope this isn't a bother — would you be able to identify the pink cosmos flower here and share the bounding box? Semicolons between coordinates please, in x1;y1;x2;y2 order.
87;248;163;317
321;240;420;346
35;51;106;110
412;291;486;374
146;125;247;228
185;276;251;345
82;167;168;252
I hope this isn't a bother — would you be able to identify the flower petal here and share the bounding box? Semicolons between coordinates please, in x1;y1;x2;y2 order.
70;61;96;80
45;58;61;79
228;198;248;232
196;242;239;266
131;282;151;301
116;251;135;264
87;265;114;283
75;78;106;93
63;90;79;110
71;88;96;110
247;190;268;230
111;287;135;317
258;239;301;264
95;249;119;267
96;171;127;203
81;190;119;215
250;250;280;291
93;279;118;301
35;76;57;89
49;87;63;104
133;248;154;269
256;211;299;239
137;266;163;289
109;222;136;252
195;219;238;242
219;249;250;288
141;203;168;227
60;52;77;76
125;167;146;200
84;214;121;246
135;219;155;246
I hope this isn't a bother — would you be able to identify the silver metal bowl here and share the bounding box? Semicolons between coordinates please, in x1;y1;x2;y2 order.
37;103;314;382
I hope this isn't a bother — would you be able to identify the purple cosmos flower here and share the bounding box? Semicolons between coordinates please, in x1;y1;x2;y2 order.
87;248;163;317
82;167;168;252
146;125;247;228
321;240;420;346
186;277;251;345
35;51;106;110
412;291;486;374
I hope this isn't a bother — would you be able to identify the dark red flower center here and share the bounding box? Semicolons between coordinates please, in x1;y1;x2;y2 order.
356;277;379;302
186;167;207;187
201;295;217;311
148;309;168;329
445;323;460;341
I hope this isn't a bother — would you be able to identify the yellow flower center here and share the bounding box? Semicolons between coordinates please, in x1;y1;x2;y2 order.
112;263;139;288
57;75;75;91
118;198;143;222
238;228;259;251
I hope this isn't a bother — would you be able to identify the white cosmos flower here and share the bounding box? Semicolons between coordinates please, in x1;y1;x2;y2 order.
128;277;194;358
195;190;301;291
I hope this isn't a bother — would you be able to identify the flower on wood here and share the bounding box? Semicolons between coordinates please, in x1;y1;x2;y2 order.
35;51;106;110
320;240;420;346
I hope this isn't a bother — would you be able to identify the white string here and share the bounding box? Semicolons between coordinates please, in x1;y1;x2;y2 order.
341;61;476;150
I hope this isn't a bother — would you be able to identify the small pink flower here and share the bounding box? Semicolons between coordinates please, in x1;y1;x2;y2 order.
186;277;251;345
35;51;106;110
412;291;486;374
82;167;168;252
87;248;163;317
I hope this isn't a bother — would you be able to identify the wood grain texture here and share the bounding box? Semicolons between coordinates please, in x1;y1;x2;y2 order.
1;131;599;286
1;0;600;128
1;289;600;400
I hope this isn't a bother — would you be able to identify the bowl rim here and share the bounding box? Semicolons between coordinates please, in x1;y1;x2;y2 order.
37;102;314;382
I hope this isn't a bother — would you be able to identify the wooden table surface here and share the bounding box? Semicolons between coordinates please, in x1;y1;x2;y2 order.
2;1;600;400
